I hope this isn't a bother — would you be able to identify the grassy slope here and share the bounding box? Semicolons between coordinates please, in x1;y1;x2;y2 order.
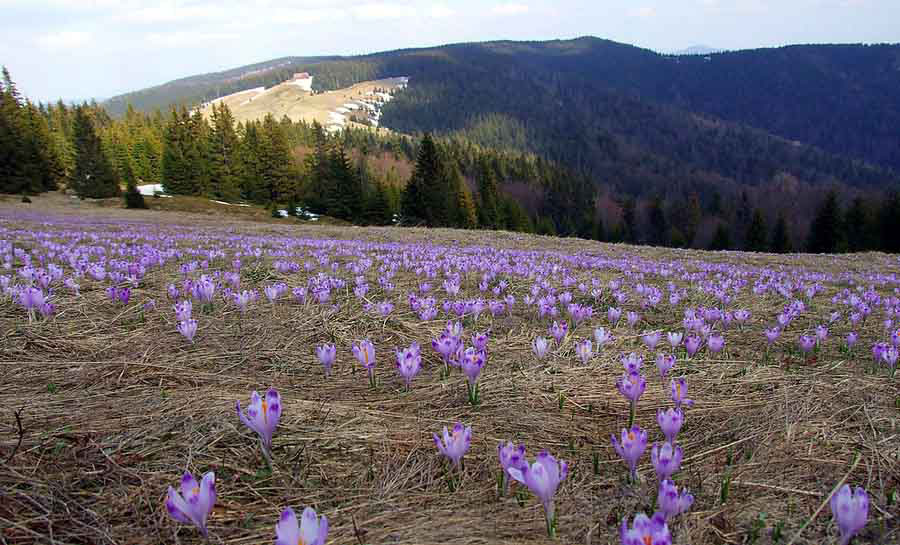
0;197;897;544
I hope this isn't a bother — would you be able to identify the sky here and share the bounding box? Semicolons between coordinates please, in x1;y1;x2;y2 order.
1;0;898;103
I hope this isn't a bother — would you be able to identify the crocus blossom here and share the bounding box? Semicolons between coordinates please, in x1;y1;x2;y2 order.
670;378;694;409
830;484;868;545
236;388;281;452
497;441;527;495
434;422;471;467
656;354;676;377
642;331;661;350
316;343;336;376
650;442;683;480
657;408;684;443
533;336;550;360
506;450;568;537
594;326;613;347
620;512;671;545
657;479;694;520
177;318;197;343
575;339;593;363
617;371;646;403
275;506;328;545
353;339;377;386
395;342;422;388
612;425;648;481
165;471;216;537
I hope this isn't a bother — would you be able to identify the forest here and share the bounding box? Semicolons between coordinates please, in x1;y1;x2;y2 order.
3;65;900;253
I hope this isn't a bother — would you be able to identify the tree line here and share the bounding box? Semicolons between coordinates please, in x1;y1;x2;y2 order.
3;66;900;253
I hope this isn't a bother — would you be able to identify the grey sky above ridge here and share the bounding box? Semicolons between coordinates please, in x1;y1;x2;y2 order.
2;0;899;104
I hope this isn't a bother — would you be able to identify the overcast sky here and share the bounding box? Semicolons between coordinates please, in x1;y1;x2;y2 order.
2;0;898;103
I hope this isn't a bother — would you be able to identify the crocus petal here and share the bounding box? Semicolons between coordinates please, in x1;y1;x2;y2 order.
275;507;300;545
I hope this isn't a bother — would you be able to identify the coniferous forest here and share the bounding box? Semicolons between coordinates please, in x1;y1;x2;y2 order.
4;55;900;253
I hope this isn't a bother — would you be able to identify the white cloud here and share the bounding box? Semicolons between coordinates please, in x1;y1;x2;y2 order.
144;31;241;48
492;3;529;15
353;2;414;20
35;30;91;49
628;6;657;18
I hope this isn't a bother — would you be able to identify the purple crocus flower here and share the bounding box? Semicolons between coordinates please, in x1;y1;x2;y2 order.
549;321;568;344
236;388;281;452
883;347;899;370
670;378;694;409
612;425;648;480
620;512;671;545
117;287;131;304
830;485;868;545
316;343;336;376
461;348;486;402
798;335;816;354
39;301;55;318
506;450;568;536
765;327;781;344
395;342;422;388
498;441;528;495
533;336;550;360
657;408;684;443
594;326;613;347
621;353;643;374
445;320;463;338
658;479;694;520
617;371;646;403
666;331;683;349
685;335;702;357
177;319;197;343
472;331;489;352
707;334;725;354
575;339;593;363
608;306;622;325
845;332;858;350
433;422;471;467
275;506;328;545
651;442;683;480
872;342;888;364
174;300;192;321
165;471;216;537
816;325;829;343
642;331;661;351
432;333;459;363
626;311;640;327
656;354;676;377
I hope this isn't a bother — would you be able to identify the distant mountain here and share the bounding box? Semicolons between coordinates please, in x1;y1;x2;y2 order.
103;37;900;198
670;45;723;55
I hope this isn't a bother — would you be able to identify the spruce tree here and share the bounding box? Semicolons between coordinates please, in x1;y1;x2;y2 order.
876;191;900;253
709;223;733;251
844;197;872;252
621;198;637;243
208;103;241;201
401;134;454;227
476;159;501;229
807;191;844;253
449;164;477;228
647;197;668;246
745;208;768;251
72;105;119;198
770;214;792;253
161;108;189;194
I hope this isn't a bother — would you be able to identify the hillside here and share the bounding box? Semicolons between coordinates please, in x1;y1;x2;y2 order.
102;38;900;193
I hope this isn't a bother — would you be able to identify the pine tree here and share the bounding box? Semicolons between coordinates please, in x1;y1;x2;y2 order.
72;105;119;198
476;159;501;229
844;197;873;252
807;191;844;253
208;103;241;201
709;223;732;251
364;181;394;225
401;133;454;227
744;208;768;251
770;214;792;253
449;164;477;228
161;108;190;194
876;191;900;253
258;114;296;204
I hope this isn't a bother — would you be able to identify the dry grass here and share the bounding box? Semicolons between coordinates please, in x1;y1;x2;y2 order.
0;196;898;545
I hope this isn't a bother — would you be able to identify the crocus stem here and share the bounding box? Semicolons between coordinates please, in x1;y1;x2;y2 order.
628;400;635;428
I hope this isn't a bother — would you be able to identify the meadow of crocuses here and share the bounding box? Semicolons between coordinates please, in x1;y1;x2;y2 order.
1;203;897;544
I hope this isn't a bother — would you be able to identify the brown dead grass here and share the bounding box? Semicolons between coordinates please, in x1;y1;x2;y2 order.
0;196;898;545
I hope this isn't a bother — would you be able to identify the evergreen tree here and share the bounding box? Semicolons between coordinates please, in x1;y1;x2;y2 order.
364;181;394;225
476;159;501;229
709;223;733;251
71;105;119;198
744;209;768;251
621;197;637;243
324;140;363;221
844;197;873;252
770;214;792;253
876;191;900;253
208;103;241;201
807;191;844;253
401;133;455;226
161;108;191;194
449;164;477;228
647;197;668;246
